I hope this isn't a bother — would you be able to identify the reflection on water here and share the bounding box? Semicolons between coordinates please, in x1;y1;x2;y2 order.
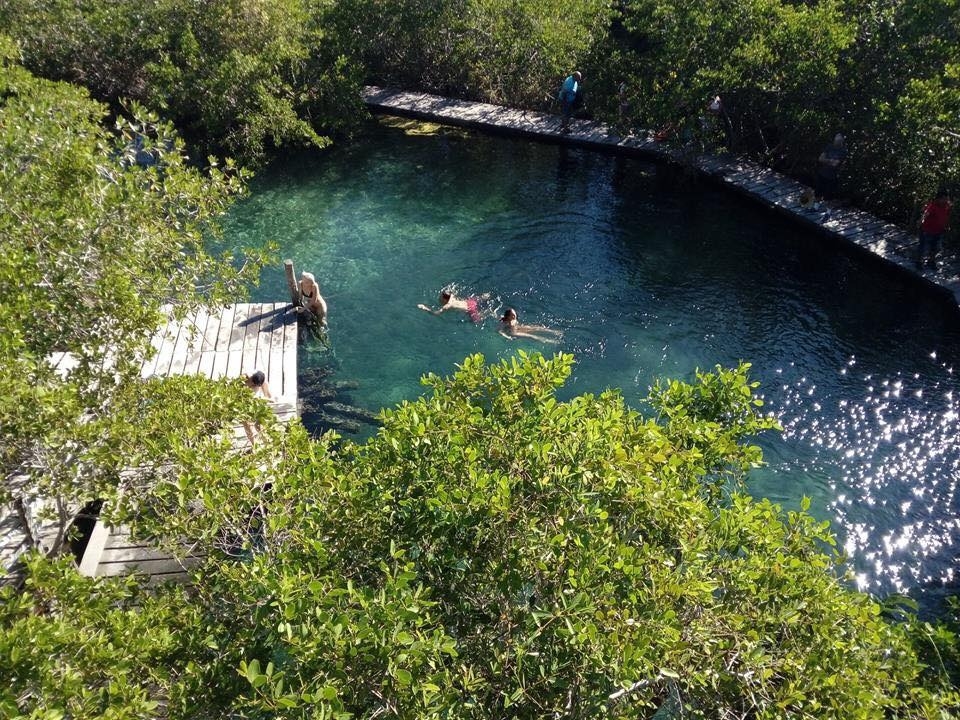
225;120;960;600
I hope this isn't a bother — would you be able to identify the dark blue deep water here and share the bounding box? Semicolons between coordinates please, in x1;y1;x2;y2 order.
225;119;960;600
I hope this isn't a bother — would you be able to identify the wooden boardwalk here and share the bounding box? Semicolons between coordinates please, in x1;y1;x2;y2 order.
0;303;300;587
363;86;960;307
75;302;300;585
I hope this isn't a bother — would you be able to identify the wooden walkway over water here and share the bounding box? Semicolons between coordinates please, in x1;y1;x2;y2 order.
1;303;299;587
363;86;960;307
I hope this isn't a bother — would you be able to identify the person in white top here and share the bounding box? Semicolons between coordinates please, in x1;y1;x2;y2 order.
242;370;272;445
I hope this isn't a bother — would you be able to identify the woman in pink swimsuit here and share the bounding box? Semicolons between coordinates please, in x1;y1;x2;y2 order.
418;289;490;322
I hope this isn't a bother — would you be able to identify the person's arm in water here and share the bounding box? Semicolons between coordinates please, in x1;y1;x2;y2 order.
418;303;448;315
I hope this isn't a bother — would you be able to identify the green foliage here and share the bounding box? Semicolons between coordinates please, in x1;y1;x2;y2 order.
0;555;205;719
599;0;959;222
324;0;609;107
0;0;366;166
835;0;960;219
0;50;269;552
8;353;951;717
2;0;955;220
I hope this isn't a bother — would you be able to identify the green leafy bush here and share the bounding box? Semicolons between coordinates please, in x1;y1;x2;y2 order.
4;353;955;718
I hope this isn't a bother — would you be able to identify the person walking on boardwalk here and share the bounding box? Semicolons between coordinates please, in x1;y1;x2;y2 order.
558;71;582;133
917;188;952;267
814;133;847;209
498;307;562;344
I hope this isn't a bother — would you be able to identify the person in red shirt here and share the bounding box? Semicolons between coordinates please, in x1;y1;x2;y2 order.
918;189;952;266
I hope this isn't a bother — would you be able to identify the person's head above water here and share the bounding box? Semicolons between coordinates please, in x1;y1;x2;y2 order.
501;307;517;322
440;289;452;303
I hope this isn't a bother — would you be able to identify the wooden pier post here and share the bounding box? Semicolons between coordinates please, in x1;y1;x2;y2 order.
284;259;301;307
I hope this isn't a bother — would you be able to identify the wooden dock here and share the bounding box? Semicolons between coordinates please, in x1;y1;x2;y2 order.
72;302;297;586
71;302;299;585
363;86;960;307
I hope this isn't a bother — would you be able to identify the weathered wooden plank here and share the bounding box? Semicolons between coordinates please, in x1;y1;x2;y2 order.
214;304;236;353
226;305;249;380
99;544;204;564
269;340;285;399
282;310;298;400
241;303;263;377
96;555;202;577
149;317;184;378
202;307;223;353
229;304;250;352
139;323;168;378
182;307;210;376
210;350;230;380
78;519;111;577
254;305;275;378
168;310;195;376
198;351;217;381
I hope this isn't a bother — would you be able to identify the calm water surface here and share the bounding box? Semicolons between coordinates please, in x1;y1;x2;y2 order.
225;120;960;599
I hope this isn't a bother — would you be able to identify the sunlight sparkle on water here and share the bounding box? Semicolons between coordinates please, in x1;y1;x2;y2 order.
773;361;960;593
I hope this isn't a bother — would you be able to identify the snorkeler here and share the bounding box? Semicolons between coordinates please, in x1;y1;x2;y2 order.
497;307;563;344
418;289;492;323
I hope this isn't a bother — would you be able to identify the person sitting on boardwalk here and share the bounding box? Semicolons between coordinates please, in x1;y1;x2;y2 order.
299;271;328;326
558;71;582;133
917;188;952;267
418;289;492;323
498;307;562;344
242;370;272;445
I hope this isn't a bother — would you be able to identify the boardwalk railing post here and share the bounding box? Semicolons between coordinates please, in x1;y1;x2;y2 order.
284;259;300;307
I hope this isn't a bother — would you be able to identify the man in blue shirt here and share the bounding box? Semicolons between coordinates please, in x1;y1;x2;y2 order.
558;71;582;133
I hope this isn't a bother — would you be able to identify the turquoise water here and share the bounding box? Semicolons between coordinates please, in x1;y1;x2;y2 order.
226;120;960;598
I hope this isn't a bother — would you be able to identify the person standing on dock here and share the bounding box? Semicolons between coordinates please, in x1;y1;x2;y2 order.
814;133;847;209
558;71;582;133
917;188;952;267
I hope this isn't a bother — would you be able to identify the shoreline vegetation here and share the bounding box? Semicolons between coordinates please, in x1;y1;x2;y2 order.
2;2;960;716
0;0;955;229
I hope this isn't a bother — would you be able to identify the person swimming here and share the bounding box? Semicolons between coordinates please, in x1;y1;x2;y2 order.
418;288;491;323
497;307;563;344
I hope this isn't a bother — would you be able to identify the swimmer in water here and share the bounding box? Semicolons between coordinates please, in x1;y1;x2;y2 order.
497;307;562;344
418;288;492;323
